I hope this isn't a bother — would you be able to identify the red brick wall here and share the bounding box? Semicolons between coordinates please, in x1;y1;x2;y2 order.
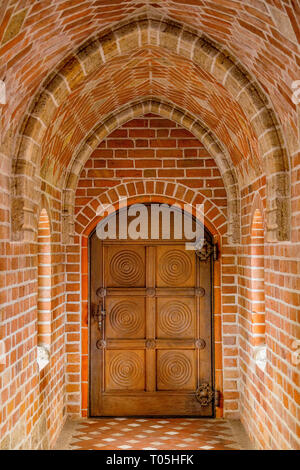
75;115;227;215
238;171;300;449
0;175;66;449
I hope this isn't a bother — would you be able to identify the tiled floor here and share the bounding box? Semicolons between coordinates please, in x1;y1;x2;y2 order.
57;418;248;450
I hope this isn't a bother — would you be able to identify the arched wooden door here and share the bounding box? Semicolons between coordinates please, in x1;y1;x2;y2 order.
89;205;215;417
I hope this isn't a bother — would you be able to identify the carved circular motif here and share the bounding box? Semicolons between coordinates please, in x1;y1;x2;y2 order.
159;301;192;336
158;352;192;387
158;250;192;286
110;301;142;336
109;352;143;388
110;250;143;285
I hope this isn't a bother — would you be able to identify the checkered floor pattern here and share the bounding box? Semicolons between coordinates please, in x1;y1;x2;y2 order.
69;418;241;450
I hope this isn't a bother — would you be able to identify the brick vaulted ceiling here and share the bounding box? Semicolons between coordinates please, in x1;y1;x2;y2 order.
42;46;259;181
0;2;298;192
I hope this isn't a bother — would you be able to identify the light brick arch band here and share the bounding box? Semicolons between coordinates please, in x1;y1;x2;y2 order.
64;98;239;244
75;180;227;241
12;16;290;242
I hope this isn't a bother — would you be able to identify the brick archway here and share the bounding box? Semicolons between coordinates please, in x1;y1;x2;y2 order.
75;180;227;240
63;99;239;244
77;192;224;418
11;17;290;243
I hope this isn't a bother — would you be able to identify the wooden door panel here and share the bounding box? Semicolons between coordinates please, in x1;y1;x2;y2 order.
99;394;210;416
157;350;196;391
156;297;196;339
105;246;146;287
156;246;195;287
106;297;146;339
155;339;196;349
105;350;145;391
105;339;146;349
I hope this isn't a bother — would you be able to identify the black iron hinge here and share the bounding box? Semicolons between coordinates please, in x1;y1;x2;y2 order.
196;240;218;261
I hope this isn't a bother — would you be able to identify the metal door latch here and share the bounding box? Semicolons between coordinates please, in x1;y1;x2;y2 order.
93;286;107;332
93;304;106;331
196;383;216;407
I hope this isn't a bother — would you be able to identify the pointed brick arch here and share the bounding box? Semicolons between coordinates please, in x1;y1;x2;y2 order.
75;179;227;241
63;99;239;244
12;16;290;243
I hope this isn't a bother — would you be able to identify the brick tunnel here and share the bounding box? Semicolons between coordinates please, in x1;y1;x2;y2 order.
0;1;299;450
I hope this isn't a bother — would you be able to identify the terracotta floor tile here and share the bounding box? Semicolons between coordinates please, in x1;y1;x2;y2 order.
68;418;241;450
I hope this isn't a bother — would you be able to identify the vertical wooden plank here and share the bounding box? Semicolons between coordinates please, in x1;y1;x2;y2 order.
146;245;156;392
196;251;200;388
90;232;103;416
101;245;107;395
199;254;212;386
147;245;156;288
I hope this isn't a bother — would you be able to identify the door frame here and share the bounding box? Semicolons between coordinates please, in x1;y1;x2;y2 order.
79;196;223;418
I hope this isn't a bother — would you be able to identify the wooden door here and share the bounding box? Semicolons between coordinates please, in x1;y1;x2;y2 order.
90;208;214;417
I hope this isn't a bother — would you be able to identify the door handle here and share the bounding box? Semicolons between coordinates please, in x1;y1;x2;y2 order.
93;287;107;332
195;383;214;407
92;304;106;331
